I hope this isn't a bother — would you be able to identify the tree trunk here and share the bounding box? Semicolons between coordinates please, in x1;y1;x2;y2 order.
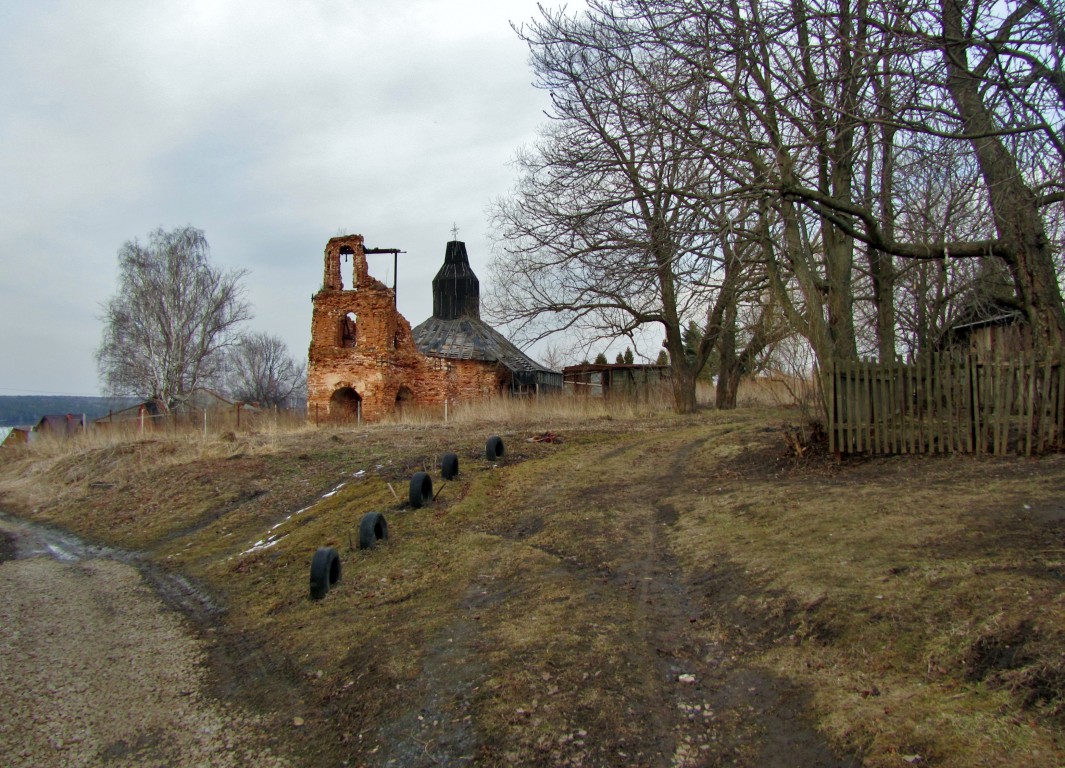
716;296;775;409
871;96;897;361
671;363;699;413
716;365;742;409
664;318;699;413
941;0;1065;351
715;293;740;409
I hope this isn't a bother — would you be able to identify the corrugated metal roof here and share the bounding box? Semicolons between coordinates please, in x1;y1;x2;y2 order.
563;363;670;373
949;311;1022;333
411;316;553;374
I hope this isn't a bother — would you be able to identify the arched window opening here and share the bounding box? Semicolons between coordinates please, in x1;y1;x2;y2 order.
395;386;414;410
340;312;357;348
330;387;362;421
338;246;359;292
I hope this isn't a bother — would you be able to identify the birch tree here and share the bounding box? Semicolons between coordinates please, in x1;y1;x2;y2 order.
96;226;250;410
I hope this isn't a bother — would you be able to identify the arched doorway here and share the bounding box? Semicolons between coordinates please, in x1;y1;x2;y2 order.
395;386;414;413
330;387;362;421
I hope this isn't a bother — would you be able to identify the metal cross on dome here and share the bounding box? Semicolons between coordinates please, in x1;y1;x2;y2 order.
451;223;459;241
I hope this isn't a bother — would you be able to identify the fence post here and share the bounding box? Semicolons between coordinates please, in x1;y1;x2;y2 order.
822;351;1065;458
847;358;856;453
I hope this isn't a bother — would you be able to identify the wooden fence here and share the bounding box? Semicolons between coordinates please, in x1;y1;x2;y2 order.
822;354;1065;456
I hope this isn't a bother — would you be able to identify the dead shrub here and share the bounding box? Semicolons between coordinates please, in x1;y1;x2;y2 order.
781;418;827;458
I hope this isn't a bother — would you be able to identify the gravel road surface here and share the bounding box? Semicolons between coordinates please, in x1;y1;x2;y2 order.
0;518;292;768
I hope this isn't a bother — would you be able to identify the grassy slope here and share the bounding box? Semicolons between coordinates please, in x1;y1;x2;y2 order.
1;408;1063;766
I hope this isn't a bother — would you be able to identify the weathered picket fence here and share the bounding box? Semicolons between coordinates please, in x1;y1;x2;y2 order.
821;354;1065;456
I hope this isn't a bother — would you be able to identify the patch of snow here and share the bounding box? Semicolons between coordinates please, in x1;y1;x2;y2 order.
322;482;347;498
240;532;288;556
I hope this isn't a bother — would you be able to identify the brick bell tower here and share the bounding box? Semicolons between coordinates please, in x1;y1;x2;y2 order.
306;235;424;422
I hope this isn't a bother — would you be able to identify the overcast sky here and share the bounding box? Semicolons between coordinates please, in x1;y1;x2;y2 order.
0;0;564;397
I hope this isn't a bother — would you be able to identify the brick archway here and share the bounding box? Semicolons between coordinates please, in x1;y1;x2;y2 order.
329;386;361;421
395;385;414;412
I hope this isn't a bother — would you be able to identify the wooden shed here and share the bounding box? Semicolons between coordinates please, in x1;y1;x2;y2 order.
942;306;1030;359
563;363;671;400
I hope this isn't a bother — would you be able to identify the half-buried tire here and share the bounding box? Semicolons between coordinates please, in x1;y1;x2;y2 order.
309;546;341;600
441;452;459;481
359;511;389;549
486;435;505;461
409;471;433;508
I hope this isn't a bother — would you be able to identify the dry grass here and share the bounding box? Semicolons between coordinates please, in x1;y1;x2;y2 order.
736;373;819;409
381;390;676;428
1;404;1063;766
666;446;1065;766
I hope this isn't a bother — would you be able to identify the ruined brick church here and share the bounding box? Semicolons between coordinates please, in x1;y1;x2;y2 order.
307;234;561;421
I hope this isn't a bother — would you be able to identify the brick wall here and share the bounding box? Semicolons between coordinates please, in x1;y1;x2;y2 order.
307;235;506;422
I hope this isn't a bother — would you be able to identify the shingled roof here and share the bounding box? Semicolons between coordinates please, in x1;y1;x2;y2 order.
411;240;556;379
413;315;550;373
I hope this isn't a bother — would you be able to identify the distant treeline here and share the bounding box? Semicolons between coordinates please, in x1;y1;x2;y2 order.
0;396;140;427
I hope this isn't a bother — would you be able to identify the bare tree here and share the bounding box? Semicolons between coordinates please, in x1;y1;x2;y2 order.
496;0;1065;408
226;332;305;408
96;226;250;411
874;136;990;357
624;0;1065;357
538;343;567;371
489;7;772;412
935;0;1065;347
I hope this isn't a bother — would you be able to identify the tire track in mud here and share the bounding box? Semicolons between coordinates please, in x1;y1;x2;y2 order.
343;430;857;766
364;591;489;767
572;435;858;767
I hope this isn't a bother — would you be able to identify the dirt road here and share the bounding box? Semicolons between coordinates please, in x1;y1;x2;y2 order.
0;517;291;768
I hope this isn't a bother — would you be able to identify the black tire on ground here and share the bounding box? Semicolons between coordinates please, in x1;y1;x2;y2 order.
309;546;341;600
409;471;433;508
486;435;505;460
440;452;459;480
358;511;389;549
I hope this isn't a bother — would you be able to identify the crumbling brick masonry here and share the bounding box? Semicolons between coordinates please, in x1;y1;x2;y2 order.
307;235;559;422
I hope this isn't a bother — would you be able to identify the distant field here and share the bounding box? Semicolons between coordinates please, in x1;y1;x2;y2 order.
0;404;1063;767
